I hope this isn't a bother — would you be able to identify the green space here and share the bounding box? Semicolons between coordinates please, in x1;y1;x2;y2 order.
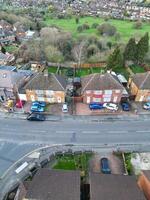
124;153;133;175
4;45;19;53
48;66;107;77
44;16;150;41
130;65;146;74
53;153;93;175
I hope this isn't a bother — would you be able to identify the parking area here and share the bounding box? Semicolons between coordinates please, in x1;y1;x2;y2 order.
89;152;125;175
130;101;150;114
75;103;125;115
15;102;72;115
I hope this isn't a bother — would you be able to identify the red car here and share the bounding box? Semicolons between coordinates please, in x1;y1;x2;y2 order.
16;100;25;108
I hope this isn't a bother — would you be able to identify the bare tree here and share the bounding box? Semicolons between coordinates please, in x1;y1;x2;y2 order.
72;41;87;68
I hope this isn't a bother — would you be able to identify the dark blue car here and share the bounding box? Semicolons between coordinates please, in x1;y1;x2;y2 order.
101;157;111;174
121;102;130;111
89;103;104;110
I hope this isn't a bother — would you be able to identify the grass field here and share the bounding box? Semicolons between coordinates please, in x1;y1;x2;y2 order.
44;16;150;41
5;45;19;53
53;153;92;173
130;65;146;73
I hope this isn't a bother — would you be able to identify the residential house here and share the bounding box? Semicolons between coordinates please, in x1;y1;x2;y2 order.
15;169;80;200
0;66;32;101
81;73;126;104
90;173;146;200
128;72;150;102
0;52;15;65
138;170;150;200
0;23;15;44
20;73;67;103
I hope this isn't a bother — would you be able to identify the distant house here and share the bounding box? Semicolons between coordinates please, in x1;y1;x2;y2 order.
81;73;126;104
15;169;80;200
20;73;67;103
138;170;150;200
0;52;15;65
128;72;150;102
90;173;146;200
0;25;15;45
0;66;32;101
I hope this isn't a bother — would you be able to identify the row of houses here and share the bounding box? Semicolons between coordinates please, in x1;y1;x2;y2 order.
14;168;150;200
1;65;150;105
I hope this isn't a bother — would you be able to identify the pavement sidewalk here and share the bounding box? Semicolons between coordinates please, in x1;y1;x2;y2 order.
0;110;149;122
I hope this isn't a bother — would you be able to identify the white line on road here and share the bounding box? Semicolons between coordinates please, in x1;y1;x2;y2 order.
82;131;99;134
108;130;128;133
136;130;150;133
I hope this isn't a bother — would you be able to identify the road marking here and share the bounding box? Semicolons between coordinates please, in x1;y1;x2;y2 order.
108;130;128;133
56;131;75;134
82;131;99;134
136;130;150;133
30;130;47;133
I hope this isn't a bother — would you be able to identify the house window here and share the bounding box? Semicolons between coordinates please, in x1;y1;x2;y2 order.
105;90;112;95
93;97;101;102
94;91;102;95
103;97;111;102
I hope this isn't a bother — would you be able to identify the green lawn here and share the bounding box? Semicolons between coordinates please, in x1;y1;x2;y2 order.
4;45;19;53
130;65;146;73
53;153;92;173
44;16;150;41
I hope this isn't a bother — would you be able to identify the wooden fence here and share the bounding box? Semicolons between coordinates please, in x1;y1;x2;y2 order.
47;62;106;69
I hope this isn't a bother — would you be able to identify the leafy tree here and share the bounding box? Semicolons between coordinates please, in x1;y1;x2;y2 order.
133;21;143;29
123;38;137;62
87;44;99;57
97;23;117;36
107;46;123;69
1;46;6;54
136;32;149;64
44;45;64;63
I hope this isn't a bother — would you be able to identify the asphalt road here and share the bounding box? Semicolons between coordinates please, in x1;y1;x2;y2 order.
1;117;150;176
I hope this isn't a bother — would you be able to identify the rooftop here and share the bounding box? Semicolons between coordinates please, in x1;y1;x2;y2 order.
132;72;150;89
0;65;16;71
143;170;150;181
23;73;67;91
25;169;80;200
81;73;125;93
90;173;146;200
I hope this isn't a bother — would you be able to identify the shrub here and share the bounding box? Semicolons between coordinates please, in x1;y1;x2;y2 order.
97;23;117;36
87;44;99;57
91;23;99;29
133;20;143;29
82;23;90;30
77;25;83;32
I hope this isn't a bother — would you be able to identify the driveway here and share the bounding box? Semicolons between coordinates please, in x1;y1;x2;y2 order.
89;152;125;175
75;103;122;116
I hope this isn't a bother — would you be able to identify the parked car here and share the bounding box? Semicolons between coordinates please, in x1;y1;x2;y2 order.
16;100;25;108
31;105;44;112
62;103;68;113
143;102;150;110
32;101;46;107
89;103;104;110
27;113;46;121
101;157;111;174
121;102;130;111
103;103;118;111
